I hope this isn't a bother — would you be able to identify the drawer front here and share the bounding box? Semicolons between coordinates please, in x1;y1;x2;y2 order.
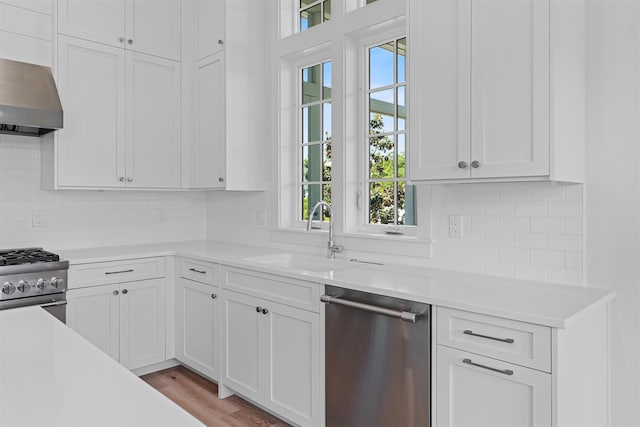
179;258;218;285
69;257;166;289
437;307;551;372
223;267;320;312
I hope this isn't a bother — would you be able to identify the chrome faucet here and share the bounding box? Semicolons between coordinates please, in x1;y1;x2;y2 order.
307;201;343;259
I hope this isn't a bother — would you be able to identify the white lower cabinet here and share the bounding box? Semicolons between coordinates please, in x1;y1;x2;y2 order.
67;277;166;370
222;288;320;427
436;346;551;427
174;277;219;380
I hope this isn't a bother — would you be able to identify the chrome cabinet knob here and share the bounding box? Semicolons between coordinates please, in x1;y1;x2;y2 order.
113;290;119;296
211;294;217;299
262;308;269;315
256;306;262;312
127;39;133;45
471;160;480;168
218;39;224;45
127;177;133;182
2;282;15;295
218;177;224;183
17;280;31;293
119;177;125;182
119;37;125;43
458;161;467;169
122;289;128;294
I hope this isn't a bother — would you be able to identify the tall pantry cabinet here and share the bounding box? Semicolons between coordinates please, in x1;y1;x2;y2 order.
43;0;182;189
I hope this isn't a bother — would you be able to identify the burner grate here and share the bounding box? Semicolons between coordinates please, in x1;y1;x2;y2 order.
0;248;60;266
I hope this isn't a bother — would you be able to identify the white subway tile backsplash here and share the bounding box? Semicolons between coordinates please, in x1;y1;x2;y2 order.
432;182;583;285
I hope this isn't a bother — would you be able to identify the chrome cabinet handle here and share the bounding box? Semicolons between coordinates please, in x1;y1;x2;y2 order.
122;289;128;294
256;306;262;312
471;160;480;168
463;358;514;376
113;290;119;296
463;329;514;344
211;294;217;299
189;268;206;274
458;161;467;169
105;269;134;275
262;308;269;315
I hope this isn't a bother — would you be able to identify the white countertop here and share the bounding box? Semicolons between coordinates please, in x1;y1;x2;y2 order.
57;240;615;328
0;306;204;427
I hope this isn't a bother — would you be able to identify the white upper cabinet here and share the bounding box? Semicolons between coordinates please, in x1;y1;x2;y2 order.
58;0;181;60
194;0;224;61
408;0;585;183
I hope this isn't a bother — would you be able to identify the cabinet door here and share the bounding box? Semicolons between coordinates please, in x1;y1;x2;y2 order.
175;278;219;380
264;301;320;427
58;0;126;48
222;290;263;402
119;278;166;370
194;0;224;61
126;0;181;61
67;284;120;361
436;346;551;427
125;52;181;188
470;0;550;178
407;0;471;181
56;36;126;188
193;53;226;188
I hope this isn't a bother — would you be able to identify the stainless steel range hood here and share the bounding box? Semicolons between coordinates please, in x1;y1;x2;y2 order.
0;58;63;137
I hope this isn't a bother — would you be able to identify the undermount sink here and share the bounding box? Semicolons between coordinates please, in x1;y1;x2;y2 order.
242;253;348;274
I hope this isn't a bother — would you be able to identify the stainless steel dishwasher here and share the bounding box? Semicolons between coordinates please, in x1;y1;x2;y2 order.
322;285;431;427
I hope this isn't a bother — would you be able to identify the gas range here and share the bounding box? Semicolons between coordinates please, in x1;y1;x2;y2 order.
0;248;68;321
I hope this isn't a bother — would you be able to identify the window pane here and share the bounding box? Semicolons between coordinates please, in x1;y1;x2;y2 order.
369;135;394;179
302;184;323;220
302;104;322;143
398;182;417;226
300;3;322;30
305;143;322;182
323;103;332;140
397;134;406;178
300;0;316;7
397;86;406;131
323;0;331;22
322;184;332;220
323;62;332;99
302;64;321;104
369;182;395;224
369;42;394;89
397;38;406;83
302;145;309;181
370;89;395;133
323;143;332;181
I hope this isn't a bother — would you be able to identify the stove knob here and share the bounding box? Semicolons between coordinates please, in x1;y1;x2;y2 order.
2;282;15;295
17;280;31;293
36;278;46;290
50;277;62;289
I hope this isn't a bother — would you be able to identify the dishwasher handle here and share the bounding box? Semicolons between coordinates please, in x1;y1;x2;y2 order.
321;294;419;323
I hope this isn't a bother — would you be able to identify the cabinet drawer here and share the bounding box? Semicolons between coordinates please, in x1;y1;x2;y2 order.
179;258;218;285
437;307;551;372
223;267;320;312
69;257;165;289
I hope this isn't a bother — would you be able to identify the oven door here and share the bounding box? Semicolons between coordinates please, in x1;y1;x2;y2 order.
40;299;67;323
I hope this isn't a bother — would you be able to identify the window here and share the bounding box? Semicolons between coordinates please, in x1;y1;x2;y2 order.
299;0;331;31
301;61;332;221
367;38;416;226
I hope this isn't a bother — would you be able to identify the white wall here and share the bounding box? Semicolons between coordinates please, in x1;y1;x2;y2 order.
586;1;640;426
0;135;207;250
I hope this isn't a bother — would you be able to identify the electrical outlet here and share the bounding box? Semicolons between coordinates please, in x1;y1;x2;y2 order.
256;209;268;226
32;210;45;228
449;215;463;238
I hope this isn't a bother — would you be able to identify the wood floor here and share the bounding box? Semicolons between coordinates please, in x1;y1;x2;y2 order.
141;366;291;427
